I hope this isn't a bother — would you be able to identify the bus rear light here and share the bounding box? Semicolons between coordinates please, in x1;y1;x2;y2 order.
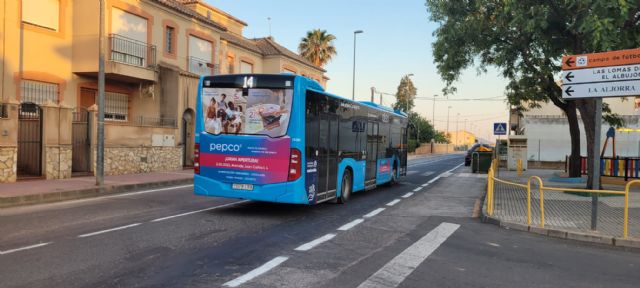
194;143;200;174
288;148;301;181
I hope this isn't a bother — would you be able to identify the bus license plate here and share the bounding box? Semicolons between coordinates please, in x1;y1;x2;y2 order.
232;183;253;191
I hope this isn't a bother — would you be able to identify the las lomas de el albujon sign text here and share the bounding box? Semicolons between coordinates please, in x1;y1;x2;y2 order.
562;63;640;84
562;48;640;99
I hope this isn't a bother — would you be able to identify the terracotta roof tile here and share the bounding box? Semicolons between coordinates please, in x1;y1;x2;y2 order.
149;0;227;31
253;37;326;72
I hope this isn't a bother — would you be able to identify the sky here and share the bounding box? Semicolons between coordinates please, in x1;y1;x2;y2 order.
209;0;510;142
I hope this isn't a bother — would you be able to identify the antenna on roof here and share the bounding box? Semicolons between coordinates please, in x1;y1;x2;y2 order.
267;17;272;37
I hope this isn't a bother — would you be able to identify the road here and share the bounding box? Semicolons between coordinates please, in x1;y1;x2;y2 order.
1;154;638;288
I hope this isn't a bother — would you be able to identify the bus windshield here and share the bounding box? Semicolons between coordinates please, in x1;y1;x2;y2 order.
202;87;293;137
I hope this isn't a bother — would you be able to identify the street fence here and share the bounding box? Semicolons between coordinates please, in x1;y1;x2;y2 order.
572;156;640;180
486;159;637;239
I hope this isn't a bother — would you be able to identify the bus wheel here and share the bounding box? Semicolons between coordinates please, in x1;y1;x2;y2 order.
338;170;352;204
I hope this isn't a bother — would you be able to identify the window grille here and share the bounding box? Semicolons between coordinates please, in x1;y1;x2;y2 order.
21;79;59;104
105;92;128;121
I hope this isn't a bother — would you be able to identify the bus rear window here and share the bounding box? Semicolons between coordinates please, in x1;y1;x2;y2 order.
202;87;293;137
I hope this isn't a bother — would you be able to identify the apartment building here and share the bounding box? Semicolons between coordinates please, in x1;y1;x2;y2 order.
0;0;327;183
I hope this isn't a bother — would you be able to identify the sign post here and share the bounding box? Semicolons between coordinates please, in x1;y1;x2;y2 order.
493;123;507;176
562;48;640;231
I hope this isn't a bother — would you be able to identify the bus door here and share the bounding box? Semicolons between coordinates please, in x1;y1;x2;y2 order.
366;122;378;185
317;114;329;194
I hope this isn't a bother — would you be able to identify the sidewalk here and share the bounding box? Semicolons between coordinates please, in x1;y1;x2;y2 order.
0;170;193;208
486;168;640;247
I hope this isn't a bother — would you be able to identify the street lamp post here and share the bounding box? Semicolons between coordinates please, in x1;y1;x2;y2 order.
446;106;452;153
97;0;105;186
405;73;414;112
432;94;438;129
352;30;363;100
456;113;460;148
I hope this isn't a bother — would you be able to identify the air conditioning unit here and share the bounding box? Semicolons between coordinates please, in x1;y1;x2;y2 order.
140;83;155;99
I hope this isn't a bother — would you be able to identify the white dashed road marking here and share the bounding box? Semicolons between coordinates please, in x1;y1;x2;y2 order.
427;176;441;184
386;199;401;206
223;256;289;287
364;208;385;218
412;187;422;192
295;234;336;251
0;242;52;255
357;222;461;288
78;223;141;238
401;192;414;198
338;219;365;231
151;200;249;222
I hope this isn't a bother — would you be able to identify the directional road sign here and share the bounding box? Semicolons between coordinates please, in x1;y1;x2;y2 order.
561;48;640;99
493;122;507;136
562;48;640;70
561;63;640;84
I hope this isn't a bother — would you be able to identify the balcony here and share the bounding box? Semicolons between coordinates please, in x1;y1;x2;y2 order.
188;56;216;76
110;34;156;69
73;34;157;83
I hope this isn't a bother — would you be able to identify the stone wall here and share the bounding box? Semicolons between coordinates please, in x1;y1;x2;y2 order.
45;146;72;180
0;147;17;183
104;146;183;175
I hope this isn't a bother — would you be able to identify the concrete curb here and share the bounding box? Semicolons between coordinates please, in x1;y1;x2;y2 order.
480;192;640;249
0;178;193;208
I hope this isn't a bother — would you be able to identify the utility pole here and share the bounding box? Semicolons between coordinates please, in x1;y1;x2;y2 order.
96;0;105;186
446;106;451;153
456;113;460;148
370;87;375;103
432;94;438;129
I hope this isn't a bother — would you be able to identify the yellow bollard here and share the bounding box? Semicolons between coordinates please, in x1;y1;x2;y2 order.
517;159;522;177
539;187;545;228
622;180;640;239
527;176;543;227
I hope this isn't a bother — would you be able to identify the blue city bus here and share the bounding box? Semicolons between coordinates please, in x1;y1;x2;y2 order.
194;74;408;204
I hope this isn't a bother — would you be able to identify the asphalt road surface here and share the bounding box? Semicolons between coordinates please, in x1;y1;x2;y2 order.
1;154;638;288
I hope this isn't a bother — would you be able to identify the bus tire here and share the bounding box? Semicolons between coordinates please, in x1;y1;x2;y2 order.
337;170;352;204
390;164;398;185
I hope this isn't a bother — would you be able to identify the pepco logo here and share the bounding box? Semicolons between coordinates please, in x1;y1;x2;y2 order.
209;143;242;152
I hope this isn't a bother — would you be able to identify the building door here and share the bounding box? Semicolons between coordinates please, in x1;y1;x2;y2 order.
80;88;96;109
365;122;379;184
72;108;91;174
17;103;42;178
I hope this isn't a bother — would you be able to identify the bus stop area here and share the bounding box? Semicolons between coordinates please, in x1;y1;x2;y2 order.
482;166;640;247
0;170;193;208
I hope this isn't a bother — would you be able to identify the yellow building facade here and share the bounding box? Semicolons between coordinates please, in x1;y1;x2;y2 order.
449;130;476;148
0;0;327;182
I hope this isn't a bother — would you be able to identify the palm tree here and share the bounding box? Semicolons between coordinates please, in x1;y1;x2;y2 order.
298;29;337;67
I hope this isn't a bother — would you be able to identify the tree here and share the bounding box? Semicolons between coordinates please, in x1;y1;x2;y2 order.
426;0;638;188
298;29;337;67
393;75;418;112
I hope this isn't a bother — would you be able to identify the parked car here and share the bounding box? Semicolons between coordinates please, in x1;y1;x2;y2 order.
465;143;493;166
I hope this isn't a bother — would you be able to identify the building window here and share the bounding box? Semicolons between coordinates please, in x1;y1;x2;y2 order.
227;55;235;74
105;92;128;121
188;35;213;75
165;26;175;55
207;10;212;19
21;80;59;104
240;61;253;73
22;0;60;31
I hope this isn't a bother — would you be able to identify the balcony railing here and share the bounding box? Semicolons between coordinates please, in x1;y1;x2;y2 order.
135;116;177;128
109;34;156;68
188;56;215;76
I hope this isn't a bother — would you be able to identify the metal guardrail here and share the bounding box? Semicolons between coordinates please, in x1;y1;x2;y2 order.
109;34;156;68
487;159;633;239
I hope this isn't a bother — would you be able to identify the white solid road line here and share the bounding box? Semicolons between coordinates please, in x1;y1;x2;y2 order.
151;200;249;222
401;192;414;198
427;176;441;184
223;256;289;287
0;242;52;255
412;187;422;192
103;184;194;199
421;183;430;187
78;223;142;238
338;219;365;231
357;222;461;288
364;208;385;218
294;234;336;251
386;199;401;206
